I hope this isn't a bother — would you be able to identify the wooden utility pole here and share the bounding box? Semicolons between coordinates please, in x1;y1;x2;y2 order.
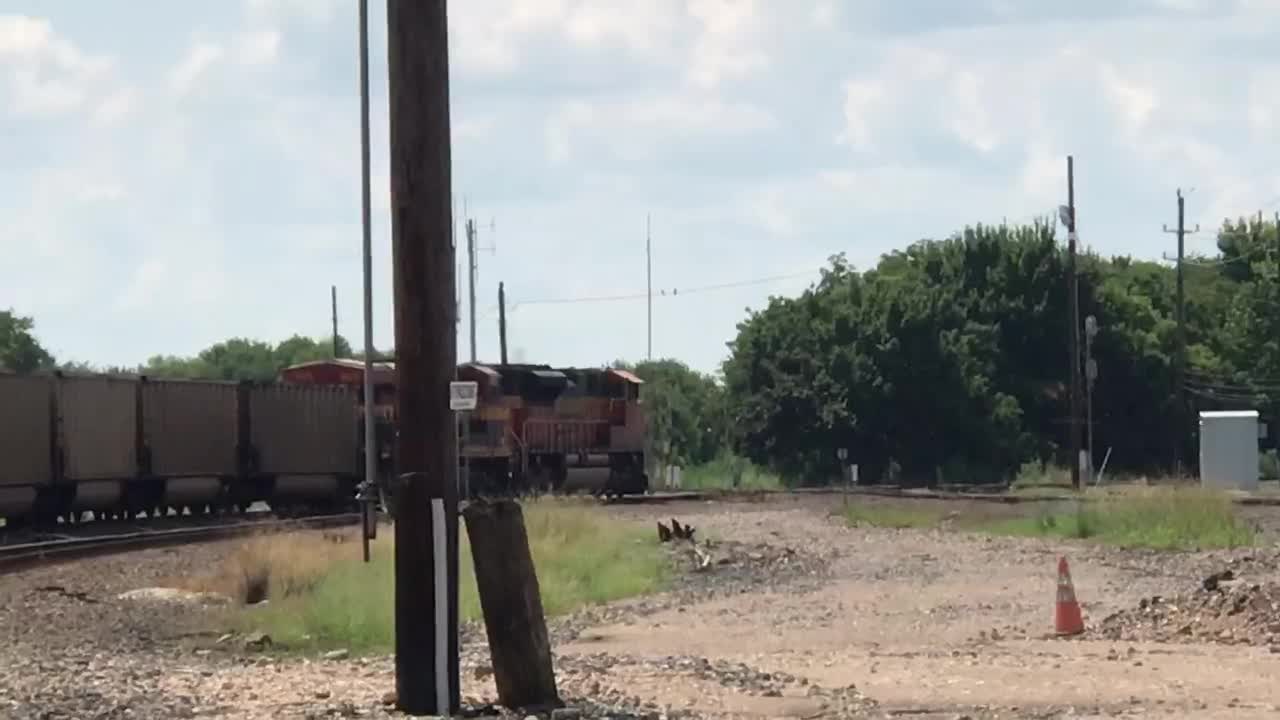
1065;156;1082;491
498;281;508;365
1163;189;1199;476
386;0;460;715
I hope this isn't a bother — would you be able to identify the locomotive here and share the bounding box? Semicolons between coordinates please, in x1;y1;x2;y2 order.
280;359;651;498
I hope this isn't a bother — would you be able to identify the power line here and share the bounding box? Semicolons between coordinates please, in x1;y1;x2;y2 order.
508;270;817;309
507;208;1059;311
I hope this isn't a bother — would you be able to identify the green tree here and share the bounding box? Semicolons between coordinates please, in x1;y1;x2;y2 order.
613;359;727;469
0;310;55;373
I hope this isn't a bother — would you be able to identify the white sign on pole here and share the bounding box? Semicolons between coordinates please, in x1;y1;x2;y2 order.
449;381;478;411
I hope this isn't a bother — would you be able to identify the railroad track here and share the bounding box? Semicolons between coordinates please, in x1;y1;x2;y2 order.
605;485;1280;506
0;512;362;575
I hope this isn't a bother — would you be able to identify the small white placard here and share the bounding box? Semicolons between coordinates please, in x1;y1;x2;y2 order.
449;381;478;411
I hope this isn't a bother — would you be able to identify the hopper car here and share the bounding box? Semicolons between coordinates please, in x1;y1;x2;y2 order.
0;371;362;528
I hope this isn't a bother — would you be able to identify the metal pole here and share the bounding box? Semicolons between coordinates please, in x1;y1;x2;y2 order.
386;0;460;714
467;218;477;363
1085;319;1095;485
498;281;508;365
646;213;652;361
1066;156;1082;491
332;285;340;357
356;0;375;563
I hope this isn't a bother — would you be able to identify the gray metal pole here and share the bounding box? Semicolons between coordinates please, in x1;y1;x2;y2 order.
646;213;652;360
357;0;377;560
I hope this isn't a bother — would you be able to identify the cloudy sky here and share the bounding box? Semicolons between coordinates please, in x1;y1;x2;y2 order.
4;1;1279;376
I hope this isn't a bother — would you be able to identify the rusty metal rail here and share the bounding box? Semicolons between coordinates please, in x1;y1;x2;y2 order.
0;512;361;575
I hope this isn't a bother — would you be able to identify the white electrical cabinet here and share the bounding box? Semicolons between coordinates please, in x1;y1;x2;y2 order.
1198;410;1259;491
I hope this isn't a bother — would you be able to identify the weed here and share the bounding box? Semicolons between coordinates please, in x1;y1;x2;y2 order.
982;488;1255;550
679;453;783;491
839;502;944;529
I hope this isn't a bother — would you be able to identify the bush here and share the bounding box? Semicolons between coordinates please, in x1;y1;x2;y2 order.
679;452;783;491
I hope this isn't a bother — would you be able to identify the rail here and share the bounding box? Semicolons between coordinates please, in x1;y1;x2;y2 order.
0;512;361;575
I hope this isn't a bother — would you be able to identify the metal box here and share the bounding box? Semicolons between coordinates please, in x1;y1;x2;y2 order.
1199;410;1259;491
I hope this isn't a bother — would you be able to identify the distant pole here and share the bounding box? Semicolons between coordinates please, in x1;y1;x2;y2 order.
646;213;653;361
331;285;340;357
356;0;376;563
386;0;460;715
1163;189;1199;477
467;217;478;363
1084;315;1098;485
498;281;509;365
1066;156;1082;491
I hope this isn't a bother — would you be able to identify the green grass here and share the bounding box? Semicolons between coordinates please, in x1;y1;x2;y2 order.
982;487;1256;550
839;502;946;529
1010;459;1075;494
679;453;783;491
218;499;669;654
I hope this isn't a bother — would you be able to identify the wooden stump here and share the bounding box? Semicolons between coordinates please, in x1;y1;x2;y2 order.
462;499;560;710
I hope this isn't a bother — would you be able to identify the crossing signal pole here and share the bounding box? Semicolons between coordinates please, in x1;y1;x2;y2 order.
1060;156;1082;491
386;0;460;715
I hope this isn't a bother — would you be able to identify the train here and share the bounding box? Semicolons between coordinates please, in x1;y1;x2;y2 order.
279;359;651;499
0;360;650;528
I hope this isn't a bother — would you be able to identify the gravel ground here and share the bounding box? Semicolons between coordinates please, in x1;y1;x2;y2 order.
5;494;1280;719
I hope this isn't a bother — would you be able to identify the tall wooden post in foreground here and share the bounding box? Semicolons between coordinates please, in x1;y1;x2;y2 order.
386;0;460;714
463;499;560;709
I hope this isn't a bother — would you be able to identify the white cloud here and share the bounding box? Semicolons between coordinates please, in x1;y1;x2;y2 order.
685;0;768;88
0;14;117;117
91;87;136;126
244;0;343;26
836;80;887;151
9;1;1280;376
235;29;280;66
170;41;224;95
543;92;774;165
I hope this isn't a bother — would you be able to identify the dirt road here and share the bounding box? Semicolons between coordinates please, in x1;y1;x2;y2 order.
569;495;1280;718
4;494;1280;719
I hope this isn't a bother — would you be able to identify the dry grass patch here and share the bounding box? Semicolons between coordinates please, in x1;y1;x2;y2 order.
181;530;358;605
194;499;669;654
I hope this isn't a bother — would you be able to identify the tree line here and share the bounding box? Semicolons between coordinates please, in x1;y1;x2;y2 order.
6;213;1278;485
0;316;376;382
721;216;1280;485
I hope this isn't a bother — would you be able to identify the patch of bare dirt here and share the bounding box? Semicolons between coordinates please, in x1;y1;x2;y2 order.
1096;566;1280;647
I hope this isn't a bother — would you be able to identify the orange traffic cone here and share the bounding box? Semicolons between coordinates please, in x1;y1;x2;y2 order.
1055;556;1085;636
